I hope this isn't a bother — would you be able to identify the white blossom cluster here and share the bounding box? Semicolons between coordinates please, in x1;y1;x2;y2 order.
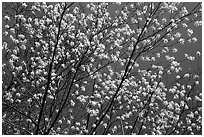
2;2;201;135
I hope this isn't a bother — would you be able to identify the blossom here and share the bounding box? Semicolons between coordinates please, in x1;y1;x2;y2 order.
171;61;180;67
163;39;168;43
182;23;188;28
174;32;181;38
16;93;21;97
5;25;10;29
81;86;86;91
184;73;190;77
187;56;195;61
187;29;193;36
178;38;185;44
20;44;26;50
152;64;157;69
195;81;199;85
196;51;201;56
162;18;167;23
22;2;27;7
70;100;75;106
91;101;98;106
4;15;10;20
172;47;178;53
58;119;62;124
192;37;197;43
194;21;202;27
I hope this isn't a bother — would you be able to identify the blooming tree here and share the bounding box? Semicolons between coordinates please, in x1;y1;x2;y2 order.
2;2;202;135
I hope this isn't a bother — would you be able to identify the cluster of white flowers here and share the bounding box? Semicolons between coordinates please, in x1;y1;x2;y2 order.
2;2;202;135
